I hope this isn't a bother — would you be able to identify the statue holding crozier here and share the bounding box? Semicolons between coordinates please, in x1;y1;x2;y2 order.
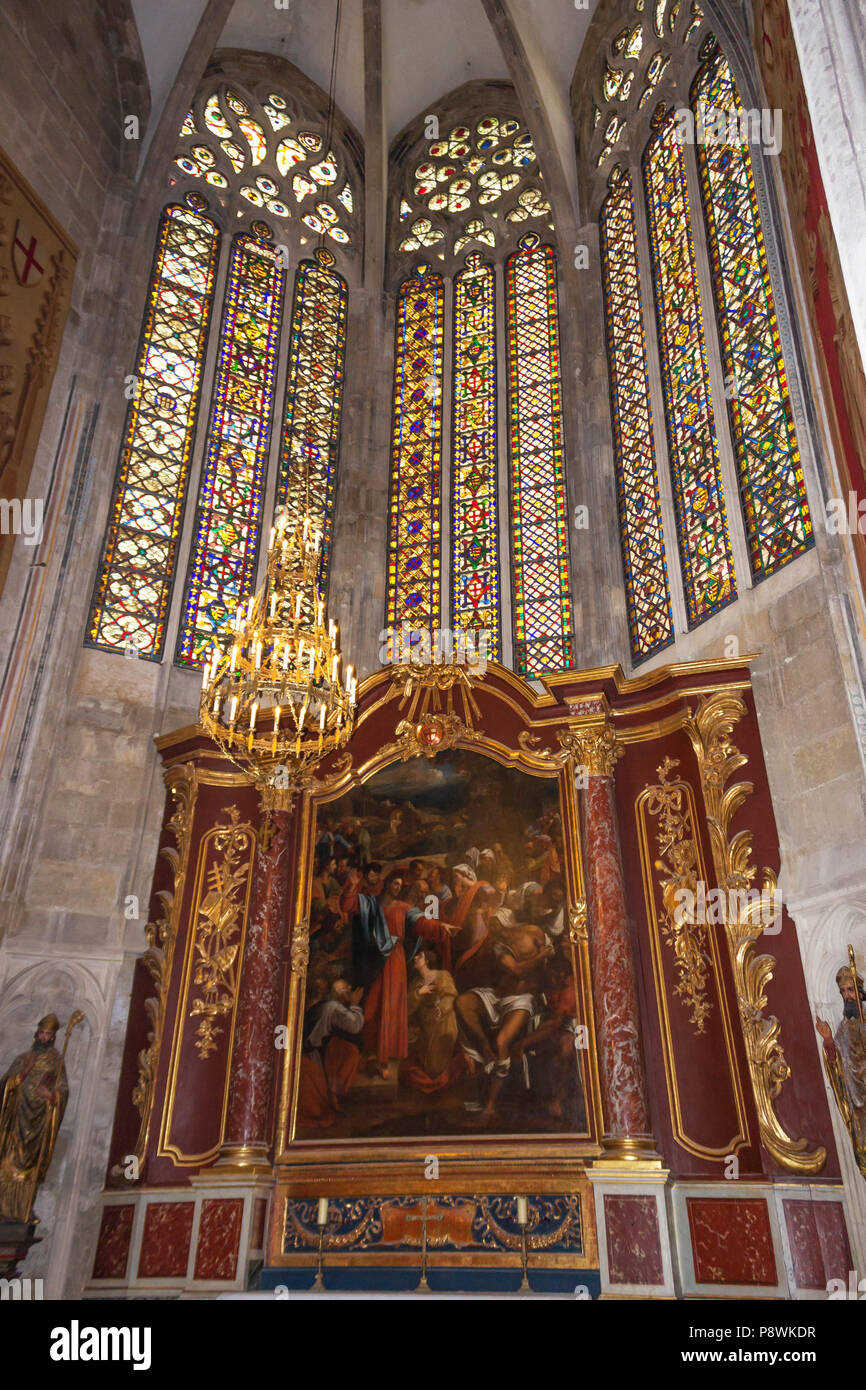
816;948;866;1179
0;1011;85;1221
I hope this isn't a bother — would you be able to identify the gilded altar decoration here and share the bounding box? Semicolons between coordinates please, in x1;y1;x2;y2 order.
385;656;485;760
188;807;256;1059
199;507;357;807
816;949;866;1179
0;1010;84;1222
557;720;624;777
0;144;77;599
281;1194;584;1257
290;917;310;977
642;756;712;1033
129;765;197;1163
684;692;826;1173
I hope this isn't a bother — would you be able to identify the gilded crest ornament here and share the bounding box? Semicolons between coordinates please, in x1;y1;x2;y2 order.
188;806;256;1060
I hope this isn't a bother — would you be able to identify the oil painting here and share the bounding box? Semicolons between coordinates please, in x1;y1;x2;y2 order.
296;750;588;1139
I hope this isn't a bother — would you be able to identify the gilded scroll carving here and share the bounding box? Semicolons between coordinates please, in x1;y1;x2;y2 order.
683;693;826;1174
642;756;712;1034
128;765;197;1166
188;807;256;1060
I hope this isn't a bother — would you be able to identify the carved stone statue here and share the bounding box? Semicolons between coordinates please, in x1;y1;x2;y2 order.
816;963;866;1179
0;1011;83;1222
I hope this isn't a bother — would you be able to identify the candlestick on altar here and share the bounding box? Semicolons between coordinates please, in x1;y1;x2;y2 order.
312;1198;329;1293
516;1196;530;1292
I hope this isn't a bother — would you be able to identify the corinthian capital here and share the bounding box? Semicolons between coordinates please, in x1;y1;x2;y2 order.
557;721;624;777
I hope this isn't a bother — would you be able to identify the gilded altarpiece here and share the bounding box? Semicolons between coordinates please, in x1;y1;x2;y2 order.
97;659;848;1291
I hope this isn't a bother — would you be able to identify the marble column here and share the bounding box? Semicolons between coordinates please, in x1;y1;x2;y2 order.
567;720;655;1156
219;808;291;1167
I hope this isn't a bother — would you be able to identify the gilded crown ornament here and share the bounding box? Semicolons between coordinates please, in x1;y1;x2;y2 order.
199;507;357;806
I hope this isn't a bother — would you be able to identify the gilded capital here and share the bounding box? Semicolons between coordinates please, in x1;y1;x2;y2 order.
558;721;624;777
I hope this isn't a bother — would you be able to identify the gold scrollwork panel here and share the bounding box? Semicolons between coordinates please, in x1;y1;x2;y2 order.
158;806;256;1165
636;766;750;1160
683;692;826;1175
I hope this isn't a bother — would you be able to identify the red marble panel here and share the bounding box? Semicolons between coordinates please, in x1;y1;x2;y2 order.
193;1197;244;1281
91;1204;134;1280
784;1199;852;1290
137;1201;194;1279
687;1197;776;1286
603;1194;664;1285
250;1197;267;1250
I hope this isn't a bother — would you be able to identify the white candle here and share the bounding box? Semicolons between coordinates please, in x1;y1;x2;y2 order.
229;696;238;724
317;600;324;626
230;645;237;673
516;1196;528;1226
235;605;243;631
298;702;307;731
319;704;326;731
317;1197;329;1227
295;592;302;620
201;662;210;690
249;701;257;731
283;644;290;671
255;641;262;669
331;655;338;682
247;596;254;621
309;649;315;675
270;592;277;618
274;706;280;732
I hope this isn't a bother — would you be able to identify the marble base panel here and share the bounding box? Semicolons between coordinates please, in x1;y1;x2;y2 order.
587;1167;675;1297
773;1184;853;1300
670;1182;790;1298
85;1176;273;1297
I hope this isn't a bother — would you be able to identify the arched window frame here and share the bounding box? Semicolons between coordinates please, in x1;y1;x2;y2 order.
86;71;361;668
386;83;575;677
579;0;817;665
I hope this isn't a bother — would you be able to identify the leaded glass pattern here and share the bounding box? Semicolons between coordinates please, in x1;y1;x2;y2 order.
387;266;444;637
693;49;812;578
87;206;219;658
644;110;736;625
451;254;500;657
601;169;674;660
276;247;348;592
175;88;356;244
505;236;574;676
397;113;552;261
177;233;286;665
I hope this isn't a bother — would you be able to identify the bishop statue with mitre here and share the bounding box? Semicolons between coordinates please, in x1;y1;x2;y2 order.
0;1011;83;1222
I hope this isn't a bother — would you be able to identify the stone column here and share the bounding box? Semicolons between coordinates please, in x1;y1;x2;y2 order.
565;718;656;1157
218;808;291;1167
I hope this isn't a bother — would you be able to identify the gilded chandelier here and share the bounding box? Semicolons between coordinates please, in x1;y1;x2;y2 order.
199;507;357;804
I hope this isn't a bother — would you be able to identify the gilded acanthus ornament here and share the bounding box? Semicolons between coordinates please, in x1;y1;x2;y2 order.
643;756;713;1034
558;721;624;777
290;917;310;976
683;693;825;1174
568;900;588;945
126;765;197;1170
188;807;256;1060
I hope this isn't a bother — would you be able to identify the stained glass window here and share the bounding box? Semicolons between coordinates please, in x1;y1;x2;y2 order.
692;49;812;578
397;113;551;260
176;232;286;665
451;253;500;657
87;206;219;658
601;168;674;660
505;235;574;676
387;266;444;641
276;247;348;592
644;109;736;625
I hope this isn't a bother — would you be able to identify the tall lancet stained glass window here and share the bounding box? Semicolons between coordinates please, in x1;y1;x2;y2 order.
644;107;736;626
387;265;444;643
276;246;348;593
87;207;219;658
452;253;500;658
601;167;673;661
506;235;574;677
177;231;286;665
692;46;812;578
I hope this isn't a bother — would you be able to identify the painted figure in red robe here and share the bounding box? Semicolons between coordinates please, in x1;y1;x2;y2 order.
340;868;457;1079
